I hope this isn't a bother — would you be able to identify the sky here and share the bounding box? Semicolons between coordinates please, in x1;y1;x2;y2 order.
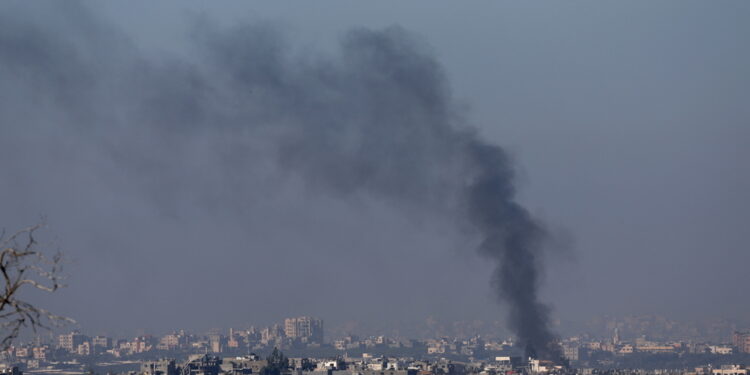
1;1;748;338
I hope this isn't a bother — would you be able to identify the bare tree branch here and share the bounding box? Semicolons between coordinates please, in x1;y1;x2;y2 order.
0;221;74;349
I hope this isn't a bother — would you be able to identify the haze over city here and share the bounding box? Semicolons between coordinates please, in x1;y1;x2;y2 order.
0;0;748;353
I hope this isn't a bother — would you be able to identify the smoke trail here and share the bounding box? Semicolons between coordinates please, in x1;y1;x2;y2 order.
466;140;561;360
0;5;561;358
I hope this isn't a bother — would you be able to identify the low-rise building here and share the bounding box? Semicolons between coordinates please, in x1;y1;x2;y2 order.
713;365;748;375
142;359;178;375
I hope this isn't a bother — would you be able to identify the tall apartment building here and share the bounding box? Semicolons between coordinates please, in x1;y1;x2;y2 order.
58;332;87;352
208;334;225;353
284;316;323;343
733;332;750;353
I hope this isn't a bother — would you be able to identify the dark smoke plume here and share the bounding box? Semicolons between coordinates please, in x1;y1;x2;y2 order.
467;140;561;360
0;5;561;359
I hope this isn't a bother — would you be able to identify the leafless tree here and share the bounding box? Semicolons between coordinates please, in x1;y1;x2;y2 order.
0;221;73;349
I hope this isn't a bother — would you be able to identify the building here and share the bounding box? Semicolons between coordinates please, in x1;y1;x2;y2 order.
209;334;224;354
562;345;580;362
491;357;521;373
713;365;748;375
183;355;222;375
77;341;92;356
618;344;634;355
709;345;734;355
93;336;112;351
32;346;47;361
14;347;29;358
261;325;284;345
158;334;186;351
58;332;87;352
220;356;267;375
529;359;558;374
227;329;240;349
636;344;676;354
142;359;178;375
132;336;155;354
733;332;750;353
284;317;323;343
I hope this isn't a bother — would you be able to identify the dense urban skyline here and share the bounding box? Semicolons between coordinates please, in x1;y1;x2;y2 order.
7;313;750;375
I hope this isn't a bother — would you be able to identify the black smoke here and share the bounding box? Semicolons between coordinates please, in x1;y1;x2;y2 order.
467;140;561;360
0;4;561;358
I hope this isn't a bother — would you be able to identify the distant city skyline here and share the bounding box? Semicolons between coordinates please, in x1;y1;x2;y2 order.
7;313;750;375
15;313;750;347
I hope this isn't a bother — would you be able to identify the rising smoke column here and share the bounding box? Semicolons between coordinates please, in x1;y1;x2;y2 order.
466;139;561;360
0;6;562;359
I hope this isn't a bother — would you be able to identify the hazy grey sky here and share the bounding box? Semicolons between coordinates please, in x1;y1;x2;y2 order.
1;1;748;338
